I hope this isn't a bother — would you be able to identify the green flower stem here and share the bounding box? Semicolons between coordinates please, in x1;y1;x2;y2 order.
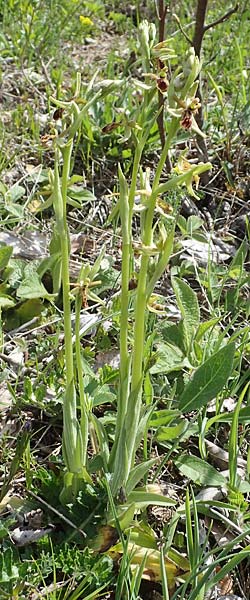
146;224;175;299
110;145;144;473
153;118;179;193
75;290;88;465
60;142;74;386
125;118;179;471
119;144;144;403
111;119;180;485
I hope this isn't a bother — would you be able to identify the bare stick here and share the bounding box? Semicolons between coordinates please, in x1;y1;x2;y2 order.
204;4;239;32
172;14;193;46
193;0;208;57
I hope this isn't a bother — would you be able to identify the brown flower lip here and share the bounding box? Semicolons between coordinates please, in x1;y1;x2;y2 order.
180;109;193;129
157;77;169;93
101;121;120;134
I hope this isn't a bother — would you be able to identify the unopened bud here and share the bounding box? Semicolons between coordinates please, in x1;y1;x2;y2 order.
183;48;196;76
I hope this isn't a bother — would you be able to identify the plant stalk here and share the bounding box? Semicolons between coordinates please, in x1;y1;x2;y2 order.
60;142;74;386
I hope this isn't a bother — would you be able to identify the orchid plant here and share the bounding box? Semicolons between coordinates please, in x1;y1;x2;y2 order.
109;25;211;498
50;21;211;504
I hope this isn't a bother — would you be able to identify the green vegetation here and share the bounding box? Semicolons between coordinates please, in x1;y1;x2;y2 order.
0;1;250;599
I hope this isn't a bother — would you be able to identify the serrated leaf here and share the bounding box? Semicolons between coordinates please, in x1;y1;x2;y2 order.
179;342;235;412
175;454;226;487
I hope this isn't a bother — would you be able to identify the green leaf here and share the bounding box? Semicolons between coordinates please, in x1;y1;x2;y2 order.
118;503;136;530
126;458;159;496
195;317;221;342
92;386;116;407
206;405;250;431
90;414;110;468
5;203;24;218
150;342;188;374
149;409;181;427
0;246;13;270
5;184;25;202
229;382;250;489
68;186;96;203
238;481;250;493
161;323;185;353
179;342;235;412
0;295;15;309
0;548;19;583
16;272;53;300
171;276;200;352
156;419;188;442
127;490;176;509
128;524;158;550
175;454;226;487
186;215;203;234
3;299;43;331
228;239;247;280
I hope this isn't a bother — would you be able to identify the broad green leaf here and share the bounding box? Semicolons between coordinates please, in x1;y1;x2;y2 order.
0;246;13;270
238;481;250;493
68;186;96;203
127;491;176;509
128;524;158;550
0;295;15;309
195;317;221;342
149;409;181;427
186;215;203;234
168;547;190;571
92;387;116;407
5;203;24;218
119;503;136;530
126;458;159;496
150;342;187;374
177;214;187;234
171;276;200;352
179;342;235;412
16;273;53;300
156;419;188;442
175;454;226;487
5;184;25;202
161;323;185;353
3;299;43;331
